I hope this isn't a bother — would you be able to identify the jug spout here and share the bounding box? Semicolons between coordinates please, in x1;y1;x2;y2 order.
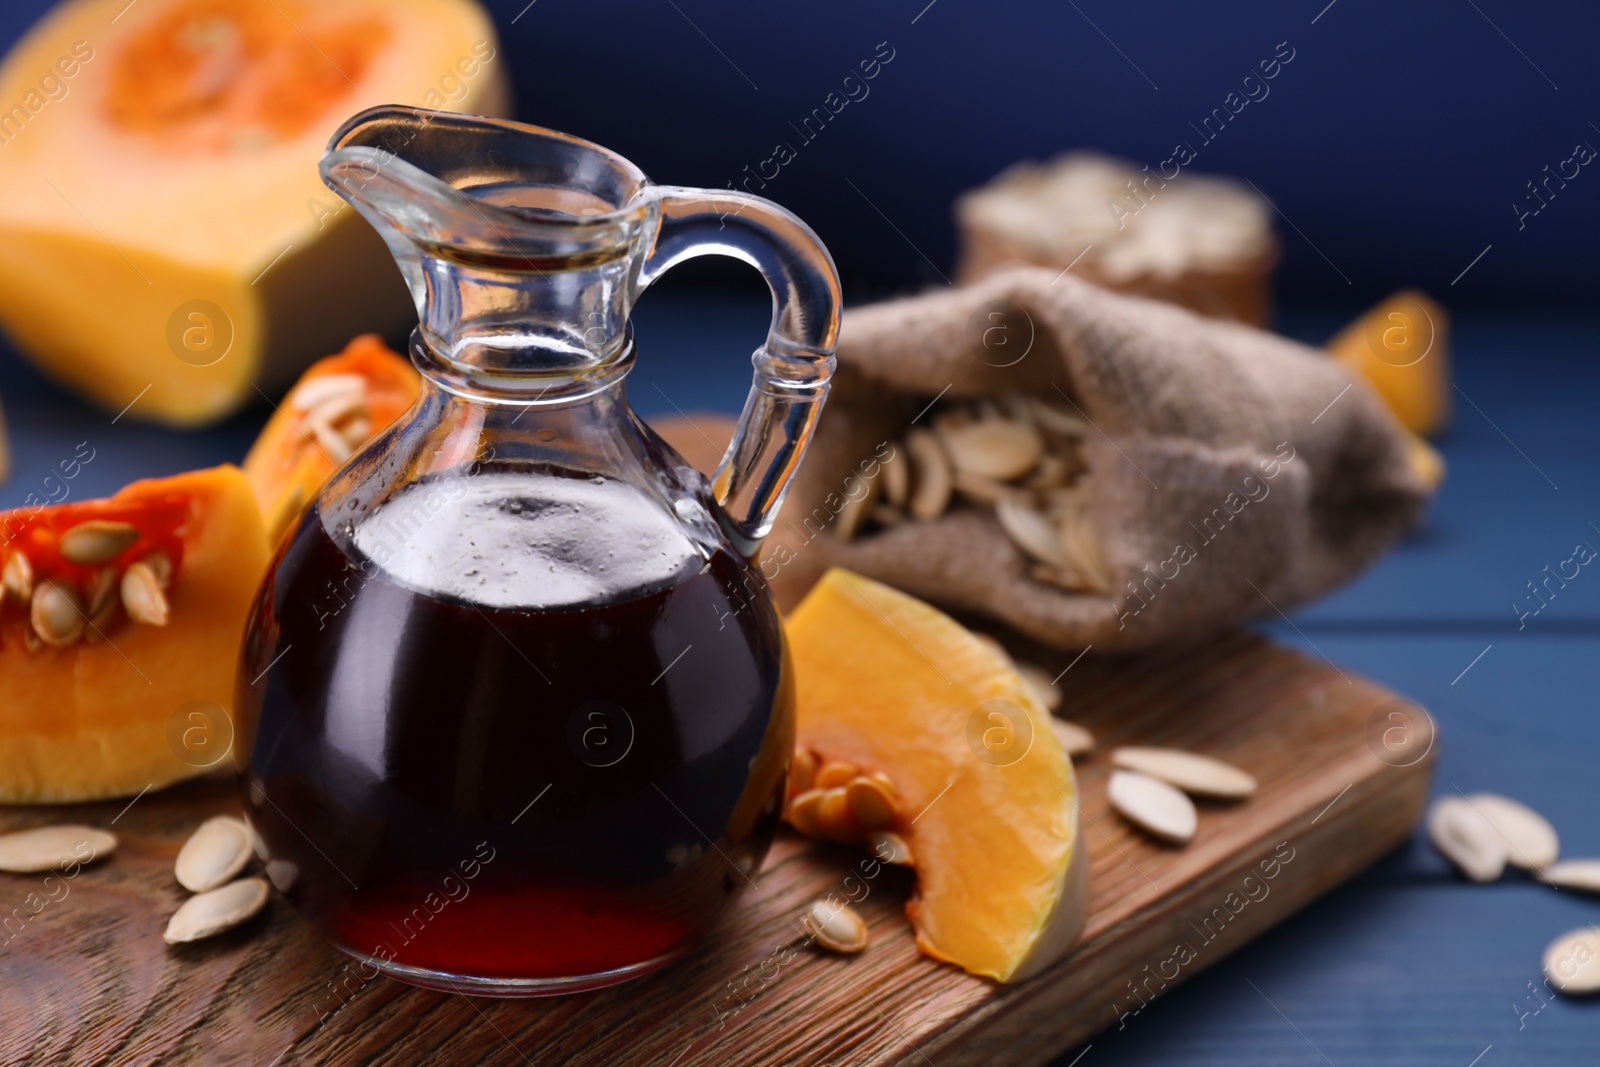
323;107;655;391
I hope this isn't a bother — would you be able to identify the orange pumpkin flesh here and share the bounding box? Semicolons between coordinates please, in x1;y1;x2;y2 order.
242;334;420;544
785;568;1088;982
0;466;270;802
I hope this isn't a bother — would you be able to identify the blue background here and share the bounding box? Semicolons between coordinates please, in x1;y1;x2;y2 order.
2;2;1598;1065
5;0;1600;301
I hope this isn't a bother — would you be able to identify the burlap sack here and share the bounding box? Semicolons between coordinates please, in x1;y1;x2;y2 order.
766;268;1432;652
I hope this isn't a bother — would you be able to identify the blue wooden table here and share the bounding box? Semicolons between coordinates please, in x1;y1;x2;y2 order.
2;291;1596;1065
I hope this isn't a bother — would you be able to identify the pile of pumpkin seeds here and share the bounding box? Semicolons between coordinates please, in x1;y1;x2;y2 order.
839;394;1112;594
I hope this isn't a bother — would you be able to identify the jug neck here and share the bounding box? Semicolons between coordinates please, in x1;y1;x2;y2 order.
322;109;658;401
406;228;648;402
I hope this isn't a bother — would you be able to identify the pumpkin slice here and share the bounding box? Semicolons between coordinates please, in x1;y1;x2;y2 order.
0;466;270;802
785;568;1088;982
1327;290;1451;436
242;334;420;543
0;0;506;426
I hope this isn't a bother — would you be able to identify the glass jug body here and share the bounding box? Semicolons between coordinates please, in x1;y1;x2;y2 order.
234;108;838;995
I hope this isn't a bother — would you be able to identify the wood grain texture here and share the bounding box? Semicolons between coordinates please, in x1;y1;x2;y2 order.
0;629;1434;1067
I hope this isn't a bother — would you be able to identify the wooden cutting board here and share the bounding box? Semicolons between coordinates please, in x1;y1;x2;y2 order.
0;626;1434;1067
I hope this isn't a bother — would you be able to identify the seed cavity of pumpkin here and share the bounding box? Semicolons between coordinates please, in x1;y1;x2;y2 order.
814;760;858;790
786;752;906;847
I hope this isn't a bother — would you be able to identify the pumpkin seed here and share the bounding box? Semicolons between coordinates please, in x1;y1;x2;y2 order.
0;824;117;873
815;760;859;790
265;858;299;893
121;562;170;627
1042;484;1090;517
1464;793;1559;870
1025;453;1074;491
1108;769;1197;845
1029;398;1092;438
996;392;1036;426
868;830;914;866
817;787;856;840
953;471;1033;507
1056;508;1114;594
58;520;140;566
996;500;1065;566
1031;562;1095;593
1015;661;1062;712
882;442;909;507
175;816;253;893
308;417;354;463
787;789;828;837
1543;928;1600;996
84;567;118;618
1541;860;1600;895
305;389;367;430
163;876;270;945
143;551;174;589
339;416;372;449
1426;796;1508;882
834;467;880;542
803;899;869;954
1051;718;1096;758
1110;747;1256;799
3;550;34;602
845;775;897;830
906;429;953;521
789;749;819;797
287;373;365;411
84;569;120;645
940;419;1043;481
31;580;85;647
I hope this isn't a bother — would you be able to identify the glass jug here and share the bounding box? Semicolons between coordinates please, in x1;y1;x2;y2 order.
235;106;839;996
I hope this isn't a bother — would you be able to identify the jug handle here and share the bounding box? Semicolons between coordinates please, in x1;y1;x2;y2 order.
638;188;841;556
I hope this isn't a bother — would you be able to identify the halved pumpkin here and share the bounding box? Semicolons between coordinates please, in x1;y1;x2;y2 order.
242;334;420;543
0;0;506;426
0;466;270;802
1327;290;1451;436
785;568;1088;982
